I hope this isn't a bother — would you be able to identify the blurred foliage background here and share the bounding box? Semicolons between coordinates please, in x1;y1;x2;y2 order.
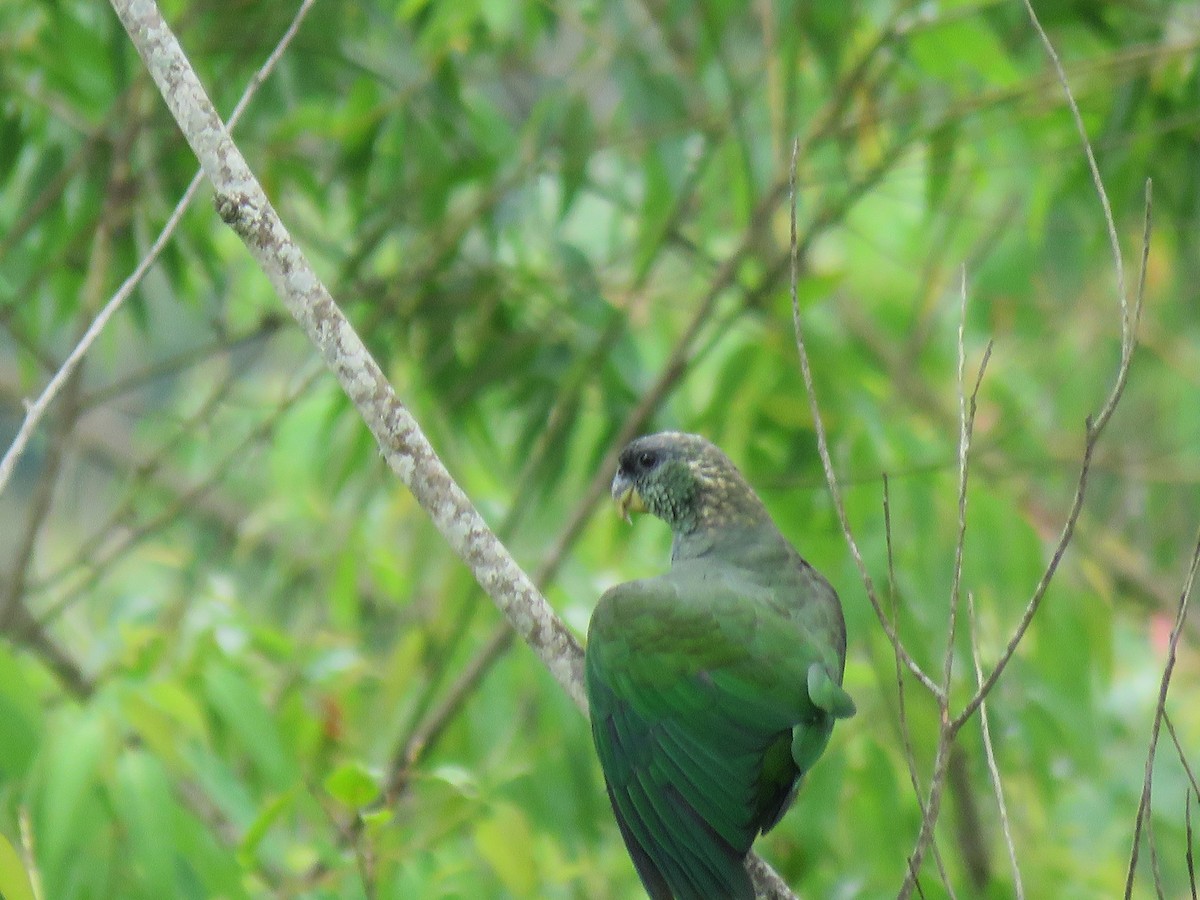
1;0;1198;897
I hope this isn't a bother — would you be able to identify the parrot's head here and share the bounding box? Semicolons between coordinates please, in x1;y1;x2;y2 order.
611;432;764;532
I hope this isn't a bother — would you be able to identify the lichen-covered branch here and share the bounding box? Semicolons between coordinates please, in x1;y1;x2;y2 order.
107;0;587;709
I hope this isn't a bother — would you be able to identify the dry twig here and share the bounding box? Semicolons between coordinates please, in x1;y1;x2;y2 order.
967;589;1024;898
789;3;1152;891
1164;711;1200;801
1187;789;1197;900
882;475;958;896
788;139;942;703
1124;527;1200;898
0;0;318;501
898;273;992;897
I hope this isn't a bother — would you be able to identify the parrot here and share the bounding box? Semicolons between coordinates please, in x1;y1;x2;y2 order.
585;431;855;899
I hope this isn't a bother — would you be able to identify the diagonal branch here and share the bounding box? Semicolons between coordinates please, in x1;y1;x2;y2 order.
1163;712;1200;802
882;475;957;897
953;177;1152;735
951;0;1156;725
1124;526;1200;898
382;0;927;815
788;138;942;702
898;271;992;899
0;0;318;503
106;4;812;896
109;0;588;708
967;589;1024;898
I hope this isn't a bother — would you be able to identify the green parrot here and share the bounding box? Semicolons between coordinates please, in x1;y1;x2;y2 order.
585;432;855;900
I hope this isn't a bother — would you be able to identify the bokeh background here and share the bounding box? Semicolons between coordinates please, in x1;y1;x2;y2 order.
1;0;1198;897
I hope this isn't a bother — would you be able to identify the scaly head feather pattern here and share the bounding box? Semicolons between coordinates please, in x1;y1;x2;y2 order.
610;431;770;537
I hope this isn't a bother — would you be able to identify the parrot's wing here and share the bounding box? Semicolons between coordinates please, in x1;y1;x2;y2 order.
585;569;845;900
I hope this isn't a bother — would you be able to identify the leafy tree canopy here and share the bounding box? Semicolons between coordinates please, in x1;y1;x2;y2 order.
0;0;1197;897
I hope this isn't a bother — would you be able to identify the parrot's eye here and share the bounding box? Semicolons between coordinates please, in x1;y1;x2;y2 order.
638;451;658;470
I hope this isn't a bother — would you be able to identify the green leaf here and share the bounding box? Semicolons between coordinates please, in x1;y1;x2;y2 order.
926;120;957;210
473;802;536;896
0;833;36;900
908;18;1020;89
323;761;380;808
559;96;593;218
0;112;22;186
112;750;178;898
202;664;295;790
239;790;296;861
360;807;394;832
35;709;109;875
0;648;41;778
428;763;478;797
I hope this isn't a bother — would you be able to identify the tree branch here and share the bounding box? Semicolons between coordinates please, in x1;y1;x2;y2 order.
0;0;318;503
951;1;1155;731
109;0;588;708
898;274;991;899
967;589;1023;898
881;475;958;896
98;2;826;894
788;138;942;704
1124;526;1200;898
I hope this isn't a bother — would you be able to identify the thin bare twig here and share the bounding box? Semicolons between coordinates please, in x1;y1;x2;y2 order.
882;475;957;896
943;268;971;696
899;271;992;899
1164;711;1200;801
788;138;942;702
967;589;1024;898
949;278;994;648
0;0;317;501
883;474;923;799
1124;526;1200;899
1020;0;1129;345
1187;789;1197;900
953;1;1158;729
953;179;1152;735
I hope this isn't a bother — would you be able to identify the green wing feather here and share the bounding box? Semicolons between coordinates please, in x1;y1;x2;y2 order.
586;562;853;900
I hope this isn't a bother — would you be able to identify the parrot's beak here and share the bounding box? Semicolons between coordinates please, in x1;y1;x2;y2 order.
612;474;646;523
